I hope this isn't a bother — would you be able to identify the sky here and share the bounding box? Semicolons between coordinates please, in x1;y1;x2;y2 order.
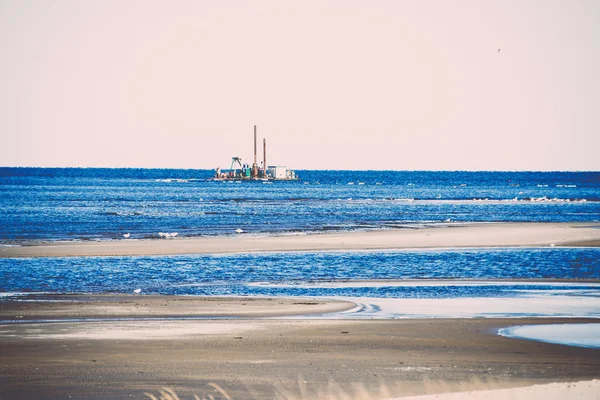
1;0;599;171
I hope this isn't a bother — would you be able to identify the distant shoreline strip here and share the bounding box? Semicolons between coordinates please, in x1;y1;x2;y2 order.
1;222;599;258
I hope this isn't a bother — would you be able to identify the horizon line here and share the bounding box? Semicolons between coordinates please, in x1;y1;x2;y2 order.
1;165;599;173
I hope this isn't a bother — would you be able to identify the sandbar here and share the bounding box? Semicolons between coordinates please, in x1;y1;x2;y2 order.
1;222;599;258
0;294;355;321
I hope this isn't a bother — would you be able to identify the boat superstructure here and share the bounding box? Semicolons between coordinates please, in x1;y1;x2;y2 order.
214;125;298;181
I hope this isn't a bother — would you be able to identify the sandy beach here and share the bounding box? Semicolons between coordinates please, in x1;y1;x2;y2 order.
2;222;599;258
2;223;600;399
1;295;599;399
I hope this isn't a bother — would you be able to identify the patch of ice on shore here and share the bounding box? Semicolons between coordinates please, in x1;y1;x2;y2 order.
16;321;259;340
498;323;600;349
330;296;600;319
389;380;600;400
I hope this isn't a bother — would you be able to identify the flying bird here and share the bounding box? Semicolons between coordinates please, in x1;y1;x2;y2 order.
498;48;501;53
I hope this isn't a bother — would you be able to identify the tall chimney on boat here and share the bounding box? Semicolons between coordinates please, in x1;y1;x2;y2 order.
252;125;258;177
263;138;267;178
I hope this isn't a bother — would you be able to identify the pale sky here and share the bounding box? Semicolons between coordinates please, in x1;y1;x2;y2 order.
1;0;599;170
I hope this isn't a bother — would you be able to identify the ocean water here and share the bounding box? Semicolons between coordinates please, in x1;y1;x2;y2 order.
1;248;599;319
1;248;599;297
1;168;599;323
0;168;599;242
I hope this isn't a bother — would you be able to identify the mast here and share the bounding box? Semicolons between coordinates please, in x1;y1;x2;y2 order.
263;138;267;178
252;125;258;178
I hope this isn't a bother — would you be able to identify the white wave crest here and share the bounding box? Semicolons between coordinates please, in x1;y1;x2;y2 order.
157;232;179;239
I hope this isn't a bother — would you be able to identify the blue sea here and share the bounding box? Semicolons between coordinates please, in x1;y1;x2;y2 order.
1;168;599;241
1;168;599;322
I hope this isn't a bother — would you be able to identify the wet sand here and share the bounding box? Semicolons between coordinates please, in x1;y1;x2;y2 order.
1;295;599;399
1;222;599;258
0;294;355;321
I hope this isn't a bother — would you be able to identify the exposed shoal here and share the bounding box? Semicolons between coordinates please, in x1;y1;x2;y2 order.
1;222;599;258
1;295;600;399
0;294;355;321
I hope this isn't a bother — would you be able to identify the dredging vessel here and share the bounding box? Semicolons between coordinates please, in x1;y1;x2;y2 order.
213;125;298;181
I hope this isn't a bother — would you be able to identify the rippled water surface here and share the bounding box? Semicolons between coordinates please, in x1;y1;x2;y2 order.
2;248;599;299
1;168;599;241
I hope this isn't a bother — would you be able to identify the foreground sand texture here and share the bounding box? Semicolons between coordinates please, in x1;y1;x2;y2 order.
1;296;600;399
2;222;600;258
